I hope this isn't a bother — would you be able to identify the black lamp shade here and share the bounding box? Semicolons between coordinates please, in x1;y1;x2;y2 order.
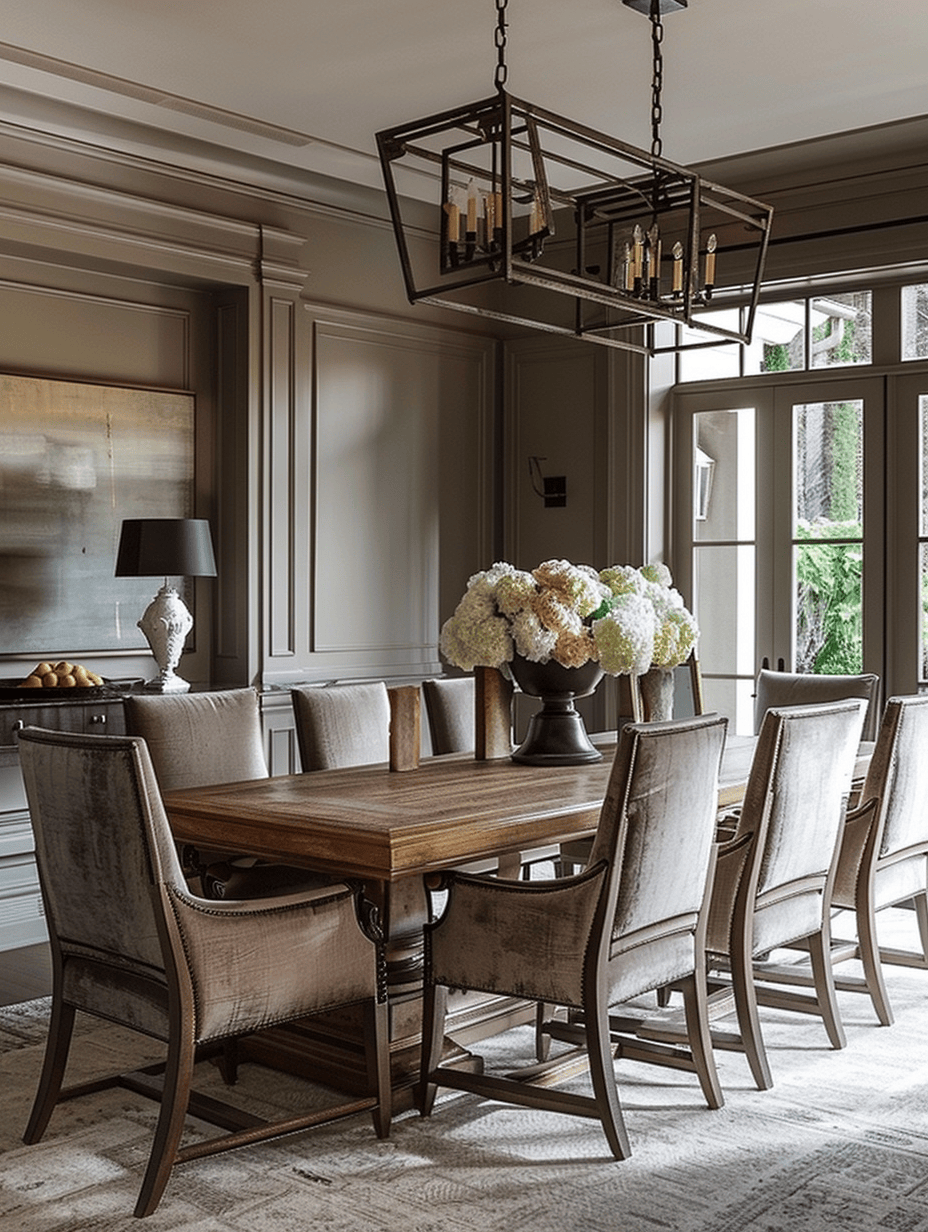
115;518;217;579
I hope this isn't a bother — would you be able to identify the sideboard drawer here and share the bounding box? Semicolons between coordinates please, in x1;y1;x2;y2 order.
0;699;126;749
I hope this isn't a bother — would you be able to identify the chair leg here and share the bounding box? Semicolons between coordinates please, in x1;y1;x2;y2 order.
913;892;928;963
216;1037;239;1085
23;998;76;1145
418;982;448;1117
134;1030;196;1218
856;896;893;1027
729;940;773;1091
363;998;392;1139
680;973;723;1110
807;928;847;1049
535;1001;552;1062
585;999;631;1161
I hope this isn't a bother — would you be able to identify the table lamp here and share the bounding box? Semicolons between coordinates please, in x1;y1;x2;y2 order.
115;518;217;693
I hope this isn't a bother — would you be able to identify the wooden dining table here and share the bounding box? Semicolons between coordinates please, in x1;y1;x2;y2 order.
163;732;769;1103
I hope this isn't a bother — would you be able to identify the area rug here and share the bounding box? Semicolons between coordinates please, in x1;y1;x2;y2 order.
3;909;928;1232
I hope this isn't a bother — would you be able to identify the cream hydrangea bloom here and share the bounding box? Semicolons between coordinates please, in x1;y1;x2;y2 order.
554;628;597;668
531;588;582;637
494;568;537;617
533;558;607;618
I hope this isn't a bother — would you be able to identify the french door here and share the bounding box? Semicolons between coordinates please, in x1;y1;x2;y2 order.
672;377;885;734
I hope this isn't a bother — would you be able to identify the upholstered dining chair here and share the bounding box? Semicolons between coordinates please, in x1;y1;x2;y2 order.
17;726;390;1219
704;699;867;1090
822;694;928;1025
125;688;325;900
754;667;880;741
291;681;391;770
420;712;728;1160
422;676;474;755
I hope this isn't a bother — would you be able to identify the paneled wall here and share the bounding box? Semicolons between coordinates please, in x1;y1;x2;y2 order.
261;306;495;688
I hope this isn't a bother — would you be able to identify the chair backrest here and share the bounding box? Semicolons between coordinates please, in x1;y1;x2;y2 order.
291;682;391;770
18;726;181;978
422;677;474;754
736;699;866;949
123;688;268;791
753;668;879;741
587;713;727;973
859;694;928;862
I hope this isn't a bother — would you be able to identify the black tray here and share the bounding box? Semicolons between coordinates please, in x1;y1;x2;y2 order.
0;677;142;702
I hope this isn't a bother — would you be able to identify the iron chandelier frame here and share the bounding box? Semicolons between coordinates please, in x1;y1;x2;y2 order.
375;2;773;357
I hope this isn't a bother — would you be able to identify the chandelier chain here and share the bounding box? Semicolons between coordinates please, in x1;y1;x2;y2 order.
650;0;664;160
495;0;509;91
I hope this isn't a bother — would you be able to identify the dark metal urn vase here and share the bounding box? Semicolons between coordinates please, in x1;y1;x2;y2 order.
509;655;604;766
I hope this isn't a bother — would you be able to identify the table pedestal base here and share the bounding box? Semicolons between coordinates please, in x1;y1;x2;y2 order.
237;989;535;1111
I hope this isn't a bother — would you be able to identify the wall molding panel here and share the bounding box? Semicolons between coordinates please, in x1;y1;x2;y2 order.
260;305;495;687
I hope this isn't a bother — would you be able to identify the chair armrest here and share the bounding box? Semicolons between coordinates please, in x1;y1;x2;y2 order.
426;862;609;1007
163;881;383;1043
832;797;878;906
705;831;754;956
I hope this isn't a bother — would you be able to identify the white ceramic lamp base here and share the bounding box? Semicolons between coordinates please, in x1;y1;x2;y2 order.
138;584;194;693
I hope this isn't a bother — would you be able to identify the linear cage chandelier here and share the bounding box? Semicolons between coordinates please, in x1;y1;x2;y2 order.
376;0;774;357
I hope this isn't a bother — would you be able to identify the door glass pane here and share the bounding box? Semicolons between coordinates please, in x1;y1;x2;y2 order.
920;543;928;686
744;301;805;375
693;546;756;676
902;284;928;360
921;394;928;536
693;544;755;733
793;399;863;673
693;408;755;542
810;292;872;367
919;394;928;685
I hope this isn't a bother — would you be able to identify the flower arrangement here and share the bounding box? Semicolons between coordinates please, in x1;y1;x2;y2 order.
439;558;698;677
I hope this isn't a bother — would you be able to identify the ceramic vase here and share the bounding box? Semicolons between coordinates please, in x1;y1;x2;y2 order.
639;666;674;723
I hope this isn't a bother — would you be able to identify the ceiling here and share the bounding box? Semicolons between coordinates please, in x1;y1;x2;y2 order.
2;0;927;198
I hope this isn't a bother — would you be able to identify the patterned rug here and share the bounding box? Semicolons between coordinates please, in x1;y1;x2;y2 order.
3;908;928;1232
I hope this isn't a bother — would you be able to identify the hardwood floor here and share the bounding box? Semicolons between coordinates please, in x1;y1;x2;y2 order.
0;943;51;1007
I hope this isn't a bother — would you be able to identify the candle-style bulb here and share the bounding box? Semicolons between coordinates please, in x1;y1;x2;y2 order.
704;233;717;298
463;178;479;261
443;187;463;268
648;223;661;299
632;224;644;297
671;241;684;296
623;241;634;292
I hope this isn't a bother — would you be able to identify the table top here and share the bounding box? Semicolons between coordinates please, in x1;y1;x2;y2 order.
164;734;760;882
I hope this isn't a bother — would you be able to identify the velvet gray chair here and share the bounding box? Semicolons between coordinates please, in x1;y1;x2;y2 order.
124;688;325;899
705;698;867;1090
17;726;390;1219
422;677;475;754
754;667;879;741
825;694;928;1025
420;712;728;1160
291;682;391;770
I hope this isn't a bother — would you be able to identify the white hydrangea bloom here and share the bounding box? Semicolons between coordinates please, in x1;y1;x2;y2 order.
510;608;559;662
439;604;512;671
599;564;646;598
640;561;674;589
592;593;656;676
